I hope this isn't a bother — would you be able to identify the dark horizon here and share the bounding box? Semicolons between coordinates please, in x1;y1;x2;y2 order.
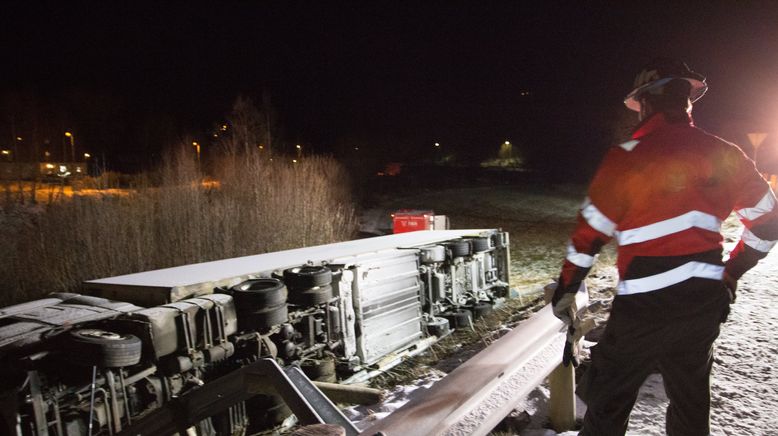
2;3;778;173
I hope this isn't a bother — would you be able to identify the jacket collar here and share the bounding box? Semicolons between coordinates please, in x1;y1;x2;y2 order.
632;112;694;140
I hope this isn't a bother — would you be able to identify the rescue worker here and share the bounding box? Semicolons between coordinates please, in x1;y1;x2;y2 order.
551;59;778;435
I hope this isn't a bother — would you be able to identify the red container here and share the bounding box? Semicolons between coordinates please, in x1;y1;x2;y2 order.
392;209;434;234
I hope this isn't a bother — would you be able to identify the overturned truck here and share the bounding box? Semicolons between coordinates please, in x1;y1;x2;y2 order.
0;229;512;435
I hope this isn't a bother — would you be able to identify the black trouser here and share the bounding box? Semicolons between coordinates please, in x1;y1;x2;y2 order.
577;279;731;436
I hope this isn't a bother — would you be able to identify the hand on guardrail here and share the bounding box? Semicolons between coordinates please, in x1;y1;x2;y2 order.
562;325;580;368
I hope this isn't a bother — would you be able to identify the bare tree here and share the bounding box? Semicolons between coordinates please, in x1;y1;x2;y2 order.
218;93;280;156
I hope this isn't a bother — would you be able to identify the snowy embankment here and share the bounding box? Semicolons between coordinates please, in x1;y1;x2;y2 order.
355;185;778;435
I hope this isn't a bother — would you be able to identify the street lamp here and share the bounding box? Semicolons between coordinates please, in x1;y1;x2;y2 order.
84;153;91;159
1;150;10;161
192;142;201;163
296;144;302;158
65;132;75;162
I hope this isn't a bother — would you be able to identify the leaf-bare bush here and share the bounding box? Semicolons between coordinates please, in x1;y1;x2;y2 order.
0;147;357;306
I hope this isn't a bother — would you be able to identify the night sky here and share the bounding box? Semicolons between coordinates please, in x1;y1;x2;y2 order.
3;2;778;173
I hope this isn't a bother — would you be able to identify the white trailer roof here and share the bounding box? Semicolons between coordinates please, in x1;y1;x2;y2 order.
83;230;494;305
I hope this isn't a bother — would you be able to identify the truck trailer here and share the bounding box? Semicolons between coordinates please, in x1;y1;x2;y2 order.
0;229;512;435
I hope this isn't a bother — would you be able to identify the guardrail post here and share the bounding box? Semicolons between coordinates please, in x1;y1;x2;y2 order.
548;362;577;431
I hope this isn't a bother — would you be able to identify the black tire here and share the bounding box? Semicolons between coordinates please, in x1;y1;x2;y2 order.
470;237;491;253
284;266;332;289
491;233;504;249
232;278;288;309
443;309;472;328
448;240;471;258
265;401;292;427
471;302;493;319
246;395;292;430
240;304;289;331
300;358;336;382
65;329;142;368
425;317;451;337
288;284;334;306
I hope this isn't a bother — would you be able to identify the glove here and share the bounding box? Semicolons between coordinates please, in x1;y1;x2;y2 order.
552;292;577;326
562;325;580;368
723;272;737;303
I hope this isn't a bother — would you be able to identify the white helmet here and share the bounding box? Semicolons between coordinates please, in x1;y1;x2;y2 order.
624;58;707;112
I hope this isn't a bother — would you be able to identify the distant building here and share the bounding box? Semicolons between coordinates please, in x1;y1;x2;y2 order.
0;162;88;181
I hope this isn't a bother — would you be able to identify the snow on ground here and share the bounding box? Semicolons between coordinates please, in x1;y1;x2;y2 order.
343;371;447;430
708;248;778;434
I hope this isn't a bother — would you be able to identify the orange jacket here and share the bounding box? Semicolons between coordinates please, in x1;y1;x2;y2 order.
554;112;778;303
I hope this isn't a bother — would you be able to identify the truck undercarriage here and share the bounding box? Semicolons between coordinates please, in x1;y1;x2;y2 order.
0;229;512;435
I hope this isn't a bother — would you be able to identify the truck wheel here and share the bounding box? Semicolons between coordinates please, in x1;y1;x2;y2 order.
247;395;292;430
443;309;472;328
471;302;493;319
448;240;471;258
425;317;450;337
232;278;288;309
241;305;289;332
284;266;332;289
65;329;142;368
470;237;491;253
491;233;505;248
301;358;337;382
288;284;334;306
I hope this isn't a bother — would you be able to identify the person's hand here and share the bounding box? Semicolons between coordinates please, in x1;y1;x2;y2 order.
723;272;737;303
552;292;576;326
562;326;580;367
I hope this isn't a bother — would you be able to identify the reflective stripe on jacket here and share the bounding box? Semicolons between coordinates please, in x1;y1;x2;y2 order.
554;112;778;303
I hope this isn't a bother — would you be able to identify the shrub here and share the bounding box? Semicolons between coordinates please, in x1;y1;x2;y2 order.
0;148;357;306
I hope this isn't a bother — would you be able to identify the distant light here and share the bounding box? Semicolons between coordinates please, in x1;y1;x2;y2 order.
504;141;511;145
192;141;199;146
296;144;301;149
59;165;67;172
15;137;22;141
1;150;9;155
44;151;50;157
258;145;264;149
84;153;91;159
292;159;298;163
213;133;219;138
64;132;73;137
45;163;55;169
221;124;228;131
434;142;440;147
354;147;359;151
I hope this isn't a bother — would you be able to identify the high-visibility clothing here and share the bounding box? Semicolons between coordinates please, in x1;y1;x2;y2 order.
553;112;778;304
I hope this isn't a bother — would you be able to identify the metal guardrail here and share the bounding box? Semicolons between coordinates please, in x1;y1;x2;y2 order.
358;305;575;436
